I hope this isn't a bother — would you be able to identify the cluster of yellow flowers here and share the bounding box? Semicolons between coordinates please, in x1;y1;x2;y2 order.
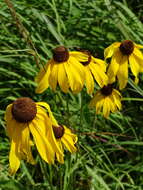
5;98;77;175
36;40;143;118
5;40;143;175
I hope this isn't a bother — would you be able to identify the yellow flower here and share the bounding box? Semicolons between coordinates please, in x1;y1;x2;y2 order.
73;50;108;94
89;84;122;118
37;102;78;163
5;97;63;175
35;46;87;94
104;40;143;89
52;125;78;163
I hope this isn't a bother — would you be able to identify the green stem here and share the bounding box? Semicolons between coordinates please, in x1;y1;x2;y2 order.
79;92;83;128
122;98;143;101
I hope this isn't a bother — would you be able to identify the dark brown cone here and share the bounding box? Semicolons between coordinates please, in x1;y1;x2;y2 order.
12;97;37;123
53;125;65;139
101;84;113;96
80;50;91;66
119;40;134;55
53;46;69;62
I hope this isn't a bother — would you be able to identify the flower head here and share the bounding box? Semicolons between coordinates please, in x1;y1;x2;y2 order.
89;84;122;118
38;102;78;163
104;40;143;89
35;46;87;94
76;50;108;94
5;97;63;175
53;125;77;163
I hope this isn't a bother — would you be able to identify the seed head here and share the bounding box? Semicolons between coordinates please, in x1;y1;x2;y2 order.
53;125;65;139
119;40;134;55
101;84;113;96
53;46;69;62
12;97;37;123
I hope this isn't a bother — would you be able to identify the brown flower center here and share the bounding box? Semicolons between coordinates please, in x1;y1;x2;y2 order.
53;125;65;139
53;46;69;62
119;40;134;55
12;97;37;123
101;84;113;96
80;50;91;66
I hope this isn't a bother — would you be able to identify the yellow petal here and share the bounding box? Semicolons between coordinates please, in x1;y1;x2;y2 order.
133;47;143;61
58;63;69;93
45;117;63;156
117;56;128;90
89;63;108;87
9;121;24;175
20;124;35;164
104;42;120;59
89;91;103;108
64;57;85;93
56;140;64;163
129;54;140;84
35;62;49;83
49;62;58;91
70;51;89;62
64;126;78;143
36;102;58;126
29;120;54;164
9;139;21;175
62;134;77;153
107;49;122;83
135;44;143;49
96;98;104;114
112;90;122;110
92;57;107;72
85;67;94;94
102;98;110;118
108;96;116;112
5;104;13;138
132;53;143;72
35;61;51;94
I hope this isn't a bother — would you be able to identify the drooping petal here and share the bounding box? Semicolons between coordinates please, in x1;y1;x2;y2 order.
9;121;25;175
104;42;120;59
45;117;63;156
20;124;35;164
85;66;94;94
36;102;58;126
95;98;105;114
102;97;110;118
129;54;140;84
62;134;77;153
133;53;143;72
107;49;122;83
5;104;13;138
35;106;63;158
35;61;51;94
64;126;78;143
89;92;103;108
64;57;85;93
58;63;69;93
29;120;55;164
70;51;89;62
108;96;116;113
49;62;59;91
135;44;143;49
9;139;21;175
56;140;64;163
112;90;122;110
117;56;128;90
92;57;107;72
89;62;108;87
133;47;143;61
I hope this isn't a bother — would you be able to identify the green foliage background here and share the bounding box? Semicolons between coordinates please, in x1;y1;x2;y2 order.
0;0;143;189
